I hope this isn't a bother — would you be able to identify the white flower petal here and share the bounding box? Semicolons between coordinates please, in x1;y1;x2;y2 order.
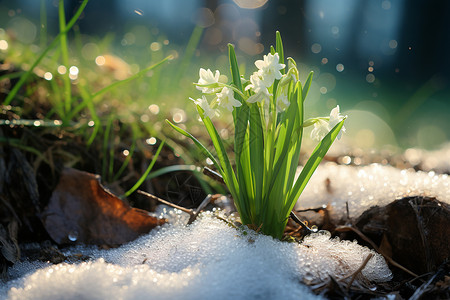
192;96;217;119
254;53;285;88
310;119;330;141
196;68;221;93
216;87;242;112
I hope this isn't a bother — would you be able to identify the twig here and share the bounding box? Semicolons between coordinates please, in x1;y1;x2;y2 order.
336;225;418;277
137;190;192;214
188;194;213;224
344;253;374;290
203;167;225;184
289;211;318;235
295;206;327;213
409;266;445;300
137;190;214;225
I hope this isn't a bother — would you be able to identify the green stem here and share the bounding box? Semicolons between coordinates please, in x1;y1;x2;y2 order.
122;141;165;198
59;0;72;113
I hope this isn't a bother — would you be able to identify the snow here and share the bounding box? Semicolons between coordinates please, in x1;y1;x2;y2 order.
1;210;391;300
297;163;449;220
2;161;449;299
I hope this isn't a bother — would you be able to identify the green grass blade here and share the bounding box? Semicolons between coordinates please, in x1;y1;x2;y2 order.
145;164;201;180
91;55;172;100
249;103;264;218
228;44;243;91
112;138;136;182
174;26;203;84
197;106;239;200
275;31;284;70
0;72;25;82
122;141;165;198
76;84;101;146
166;119;221;172
270;82;300;181
3;0;89;106
286;119;346;214
302;71;313;101
59;0;72;114
63;56;172;123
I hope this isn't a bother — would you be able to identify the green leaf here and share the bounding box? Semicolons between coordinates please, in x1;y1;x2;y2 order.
270;82;301;182
249;103;265;218
197;106;239;201
275;31;284;70
165;119;221;173
285;119;346;215
228;44;243;92
302;71;313;101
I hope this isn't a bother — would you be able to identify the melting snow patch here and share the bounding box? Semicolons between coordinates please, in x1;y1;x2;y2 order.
1;212;391;300
297;163;450;220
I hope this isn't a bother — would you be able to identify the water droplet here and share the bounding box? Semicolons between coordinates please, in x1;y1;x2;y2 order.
303;272;314;284
68;230;78;242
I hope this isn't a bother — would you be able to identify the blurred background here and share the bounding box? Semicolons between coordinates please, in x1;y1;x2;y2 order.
1;0;449;150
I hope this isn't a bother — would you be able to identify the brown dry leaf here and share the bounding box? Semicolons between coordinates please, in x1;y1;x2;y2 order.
355;196;450;275
42;168;166;246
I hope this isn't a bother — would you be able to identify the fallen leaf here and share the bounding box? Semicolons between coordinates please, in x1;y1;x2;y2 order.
355;196;450;275
42;168;166;246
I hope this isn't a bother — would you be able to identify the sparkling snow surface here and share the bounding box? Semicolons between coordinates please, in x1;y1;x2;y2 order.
297;163;449;220
1;212;391;300
3;162;449;299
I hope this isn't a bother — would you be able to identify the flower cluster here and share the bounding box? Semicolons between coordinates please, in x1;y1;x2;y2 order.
192;52;346;140
170;33;348;239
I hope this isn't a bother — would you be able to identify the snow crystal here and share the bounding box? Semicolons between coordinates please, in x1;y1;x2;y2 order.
1;211;392;300
297;163;450;220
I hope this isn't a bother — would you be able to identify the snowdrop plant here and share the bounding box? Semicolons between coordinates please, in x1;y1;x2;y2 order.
168;32;346;239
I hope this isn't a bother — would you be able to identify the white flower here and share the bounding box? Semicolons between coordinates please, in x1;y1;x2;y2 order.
191;96;217;119
216;86;242;112
310;105;346;141
245;72;271;104
328;105;346;140
196;68;220;93
254;53;285;87
310;119;330;141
